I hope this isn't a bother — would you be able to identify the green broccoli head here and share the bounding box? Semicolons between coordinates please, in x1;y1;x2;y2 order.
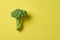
11;9;27;19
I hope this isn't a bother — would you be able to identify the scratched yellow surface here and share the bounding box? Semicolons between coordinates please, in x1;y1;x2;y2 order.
0;0;60;40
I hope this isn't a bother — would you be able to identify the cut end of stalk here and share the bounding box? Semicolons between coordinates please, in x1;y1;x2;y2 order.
17;28;22;31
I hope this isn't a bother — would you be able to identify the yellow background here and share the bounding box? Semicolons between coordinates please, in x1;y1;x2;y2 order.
0;0;60;40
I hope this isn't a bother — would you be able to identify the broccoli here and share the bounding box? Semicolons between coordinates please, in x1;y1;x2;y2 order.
11;9;27;31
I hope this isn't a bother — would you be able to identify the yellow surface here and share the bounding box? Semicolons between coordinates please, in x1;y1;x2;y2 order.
0;0;60;40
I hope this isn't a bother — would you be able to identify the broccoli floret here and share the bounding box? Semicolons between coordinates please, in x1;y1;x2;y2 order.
11;9;27;31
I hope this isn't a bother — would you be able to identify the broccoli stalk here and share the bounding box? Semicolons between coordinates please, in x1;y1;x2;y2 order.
16;19;22;31
11;9;27;31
